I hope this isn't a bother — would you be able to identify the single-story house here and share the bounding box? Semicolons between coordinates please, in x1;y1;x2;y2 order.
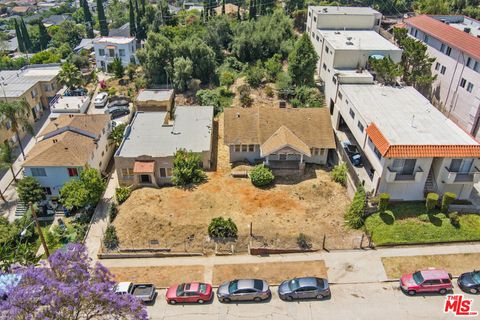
135;89;174;113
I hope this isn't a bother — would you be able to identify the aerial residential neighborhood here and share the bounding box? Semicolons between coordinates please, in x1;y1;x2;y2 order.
1;0;480;319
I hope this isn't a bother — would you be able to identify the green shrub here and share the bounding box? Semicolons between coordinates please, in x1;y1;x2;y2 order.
238;84;253;107
220;70;236;87
250;165;275;187
109;203;118;222
275;72;294;99
426;192;439;212
103;225;119;250
246;63;264;88
296;233;312;250
378;193;390;212
265;85;274;97
330;163;347;186
449;211;460;228
115;186;131;204
264;54;283;82
208;217;238;238
345;185;366;229
441;192;457;213
294;86;324;108
172;149;207;186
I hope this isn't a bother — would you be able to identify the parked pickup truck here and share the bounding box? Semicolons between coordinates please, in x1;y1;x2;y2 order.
115;282;156;303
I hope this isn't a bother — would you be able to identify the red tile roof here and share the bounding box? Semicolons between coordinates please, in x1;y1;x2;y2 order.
133;161;155;173
366;123;480;158
405;15;480;61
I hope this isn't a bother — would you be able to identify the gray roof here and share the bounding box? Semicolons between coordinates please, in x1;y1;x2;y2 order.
74;38;94;52
117;106;213;158
0;64;61;98
109;23;131;37
42;14;71;26
136;89;174;102
310;6;380;15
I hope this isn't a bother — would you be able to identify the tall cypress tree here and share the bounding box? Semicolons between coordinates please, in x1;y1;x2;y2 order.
135;0;145;40
97;0;109;36
222;0;226;15
140;0;146;16
14;19;25;53
20;18;32;53
129;0;136;36
82;0;94;38
38;21;50;50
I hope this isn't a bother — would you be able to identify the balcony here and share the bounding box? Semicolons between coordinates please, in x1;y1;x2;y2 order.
442;166;480;184
386;167;424;183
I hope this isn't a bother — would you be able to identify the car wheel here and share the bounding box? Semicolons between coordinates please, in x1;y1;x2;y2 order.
439;289;447;295
222;298;231;303
286;296;293;301
253;297;262;302
316;294;324;300
407;290;416;296
198;299;204;304
169;300;176;305
469;288;479;294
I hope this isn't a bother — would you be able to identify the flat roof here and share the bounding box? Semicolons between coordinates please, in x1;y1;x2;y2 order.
117;106;213;158
93;36;135;45
50;96;88;112
136;89;174;102
310;6;380;15
0;64;60;98
319;30;401;51
340;84;479;146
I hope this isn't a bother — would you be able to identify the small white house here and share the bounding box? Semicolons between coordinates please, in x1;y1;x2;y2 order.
93;36;137;71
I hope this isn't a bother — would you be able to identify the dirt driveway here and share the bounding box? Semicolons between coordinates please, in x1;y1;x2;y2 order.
113;113;359;253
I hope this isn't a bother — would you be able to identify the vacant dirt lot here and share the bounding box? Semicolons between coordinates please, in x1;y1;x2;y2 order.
113;113;358;253
213;260;328;286
110;265;205;288
382;253;480;278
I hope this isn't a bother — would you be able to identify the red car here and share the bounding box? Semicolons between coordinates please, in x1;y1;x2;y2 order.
400;268;453;296
166;282;213;304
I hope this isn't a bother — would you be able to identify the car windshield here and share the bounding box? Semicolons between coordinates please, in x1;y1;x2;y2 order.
288;279;300;291
199;283;207;293
472;272;480;284
176;283;185;296
412;272;424;285
228;280;238;293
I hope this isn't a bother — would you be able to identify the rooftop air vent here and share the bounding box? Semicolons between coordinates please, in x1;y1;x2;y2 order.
464;27;471;33
346;41;354;45
334;31;341;35
347;36;352;40
279;100;286;108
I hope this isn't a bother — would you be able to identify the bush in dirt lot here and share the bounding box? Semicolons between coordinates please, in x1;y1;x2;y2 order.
265;85;274;97
246;62;265;88
220;70;236;87
109;203;118;222
238;84;253;107
208;217;238;239
250;165;275;187
426;192;439;213
345;185;366;229
330;163;347;186
103;225;119;250
296;233;312;250
441;192;457;213
449;212;460;228
378;193;390;212
115;186;131;204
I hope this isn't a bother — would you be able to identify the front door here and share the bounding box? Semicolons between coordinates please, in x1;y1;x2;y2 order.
140;175;151;183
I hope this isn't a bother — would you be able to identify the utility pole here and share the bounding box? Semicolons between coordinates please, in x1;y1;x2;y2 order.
30;202;49;258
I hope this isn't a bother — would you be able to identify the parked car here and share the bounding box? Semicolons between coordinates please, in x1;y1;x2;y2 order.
217;279;271;303
166;282;213;304
107;99;129;109
106;106;130;119
115;282;156;303
278;277;330;301
400;269;453;296
342;141;363;167
458;270;480;294
94;92;108;107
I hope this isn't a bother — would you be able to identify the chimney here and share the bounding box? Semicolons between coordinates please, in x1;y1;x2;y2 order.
53;139;58;143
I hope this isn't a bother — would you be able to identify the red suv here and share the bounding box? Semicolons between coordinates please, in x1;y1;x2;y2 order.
400;268;453;296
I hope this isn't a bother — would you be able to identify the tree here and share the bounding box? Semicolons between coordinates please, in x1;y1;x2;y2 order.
108;123;127;148
97;0;109;36
172;149;207;186
137;32;174;84
176;37;217;84
111;57;124;78
20;18;32;53
58;62;83;90
59;168;106;210
249;0;256;20
81;0;94;38
38;21;50;50
0;243;148;319
50;20;85;49
288;33;317;87
0;100;33;159
238;84;253;107
208;217;238;238
14;19;25;53
0;142;17;182
250;165;274;187
369;56;403;86
129;0;136;36
222;0;226;14
16;177;45;204
135;0;146;40
414;0;451;14
173;57;193;92
264;54;282;82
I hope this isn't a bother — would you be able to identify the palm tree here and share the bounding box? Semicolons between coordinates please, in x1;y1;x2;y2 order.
0;141;17;182
0;100;33;160
108;123;127;149
58;62;83;90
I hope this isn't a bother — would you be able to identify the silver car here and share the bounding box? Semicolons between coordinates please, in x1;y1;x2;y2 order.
217;279;271;302
278;277;330;301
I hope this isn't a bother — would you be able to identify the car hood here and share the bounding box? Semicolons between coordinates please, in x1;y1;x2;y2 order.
165;285;178;299
278;281;291;295
459;273;477;286
217;283;230;296
401;274;416;287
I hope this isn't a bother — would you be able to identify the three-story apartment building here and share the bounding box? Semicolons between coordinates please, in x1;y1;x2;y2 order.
93;36;137;71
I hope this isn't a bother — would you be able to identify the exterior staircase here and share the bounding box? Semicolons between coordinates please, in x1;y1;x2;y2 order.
424;169;437;195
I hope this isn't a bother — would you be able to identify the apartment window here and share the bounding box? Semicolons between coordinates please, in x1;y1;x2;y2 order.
423;34;429;43
467;82;474;93
119;49;125;57
30;89;37;99
440;66;446;75
67;168;79;177
467;57;473;68
308;11;311;17
435;62;440;71
414;29;418;37
474;61;480;73
108;48;115;57
446;46;452;56
310;148;320;156
316;35;319;42
43;187;52;195
99;161;102;167
338;92;343;100
159;167;173;177
325;46;329;54
31;168;46;177
248;144;255;152
313;16;316;22
332;76;337;85
450;159;473;173
234;145;241;152
322;63;327;70
241;144;248;152
357;121;364;133
99;49;105;56
440;43;445;53
391;159;416;175
349;108;355;119
43;84;50;92
460;78;467;88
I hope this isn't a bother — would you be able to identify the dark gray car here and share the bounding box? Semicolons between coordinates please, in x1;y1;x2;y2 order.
278;277;330;301
217;279;271;302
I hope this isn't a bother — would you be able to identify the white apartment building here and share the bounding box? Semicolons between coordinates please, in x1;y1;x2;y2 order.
405;15;480;139
93;36;137;71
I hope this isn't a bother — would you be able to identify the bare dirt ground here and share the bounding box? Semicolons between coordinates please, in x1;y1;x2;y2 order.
213;261;328;286
230;77;289;109
113;113;360;253
382;253;480;278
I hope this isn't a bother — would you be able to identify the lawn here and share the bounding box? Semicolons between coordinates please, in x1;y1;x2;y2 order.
364;203;480;245
382;253;480;278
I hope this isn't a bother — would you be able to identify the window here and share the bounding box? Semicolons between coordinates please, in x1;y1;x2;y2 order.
320;148;326;156
322;63;327;70
475;61;480;73
391;159;416;175
423;34;429;43
310;148;320;156
467;82;474;93
99;49;105;56
467;57;473;68
440;43;445;53
369;138;382;160
67;168;79;177
241;144;247;152
43;187;52;195
325;46;329;54
460;78;466;88
338;92;343;100
121;168;134;179
119;49;125;57
308;11;311;16
313;16;316;22
349;108;355;119
435;62;440;71
446;46;452;56
30;89;37;99
332;76;337;84
234;145;241;152
43;84;50;92
450;159;473;173
248;144;255;152
414;29;418;37
316;35;319;41
108;48;115;57
159;168;173;177
357;121;364;133
440;66;446;75
31;168;46;176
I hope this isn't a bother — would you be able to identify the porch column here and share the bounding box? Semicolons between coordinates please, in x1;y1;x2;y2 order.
300;154;304;164
265;155;269;165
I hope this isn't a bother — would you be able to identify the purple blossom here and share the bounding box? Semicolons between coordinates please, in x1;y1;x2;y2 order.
0;243;148;320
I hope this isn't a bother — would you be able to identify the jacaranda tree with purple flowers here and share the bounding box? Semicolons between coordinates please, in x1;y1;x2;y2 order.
0;243;148;320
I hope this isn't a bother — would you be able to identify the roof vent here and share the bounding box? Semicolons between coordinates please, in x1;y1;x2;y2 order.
346;41;354;46
323;8;327;13
464;27;471;33
334;31;341;35
347;36;352;40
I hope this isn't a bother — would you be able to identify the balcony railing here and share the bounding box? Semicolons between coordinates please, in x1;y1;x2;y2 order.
386;167;424;183
443;166;480;184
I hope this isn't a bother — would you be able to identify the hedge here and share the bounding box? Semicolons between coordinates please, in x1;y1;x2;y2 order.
426;192;439;213
441;192;457;213
345;185;366;229
378;193;390;212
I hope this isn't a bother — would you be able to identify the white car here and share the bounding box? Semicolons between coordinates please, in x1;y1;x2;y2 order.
94;92;108;108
